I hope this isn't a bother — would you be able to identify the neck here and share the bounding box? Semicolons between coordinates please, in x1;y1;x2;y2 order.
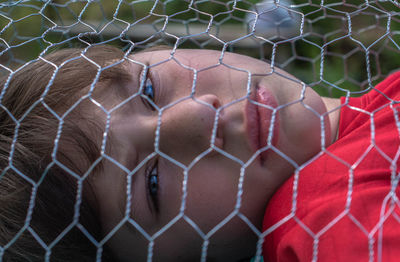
321;97;341;145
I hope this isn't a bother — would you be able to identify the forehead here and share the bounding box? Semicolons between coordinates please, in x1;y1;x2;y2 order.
130;49;276;80
129;49;225;70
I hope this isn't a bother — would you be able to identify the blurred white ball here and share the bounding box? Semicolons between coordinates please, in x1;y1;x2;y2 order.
245;0;300;39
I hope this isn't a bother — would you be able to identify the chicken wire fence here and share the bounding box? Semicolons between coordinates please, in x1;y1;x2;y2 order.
0;0;399;261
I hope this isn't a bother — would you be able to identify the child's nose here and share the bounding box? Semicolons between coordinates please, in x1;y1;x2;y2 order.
158;94;223;165
196;94;222;111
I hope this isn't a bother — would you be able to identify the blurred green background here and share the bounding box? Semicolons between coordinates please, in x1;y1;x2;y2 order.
0;0;399;97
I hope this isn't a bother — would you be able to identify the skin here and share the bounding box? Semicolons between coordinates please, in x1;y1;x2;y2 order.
91;49;341;261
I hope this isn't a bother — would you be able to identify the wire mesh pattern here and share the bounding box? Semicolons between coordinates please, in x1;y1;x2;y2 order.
0;0;399;261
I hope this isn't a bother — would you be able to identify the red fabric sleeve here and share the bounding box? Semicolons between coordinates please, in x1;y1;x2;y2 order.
263;71;400;262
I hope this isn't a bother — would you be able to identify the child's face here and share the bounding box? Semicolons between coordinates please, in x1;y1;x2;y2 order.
92;49;329;261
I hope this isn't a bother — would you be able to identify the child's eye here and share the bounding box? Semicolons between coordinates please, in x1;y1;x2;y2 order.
144;78;155;101
141;77;157;111
146;161;159;212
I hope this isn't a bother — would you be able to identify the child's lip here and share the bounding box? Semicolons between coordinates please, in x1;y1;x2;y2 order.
245;85;279;165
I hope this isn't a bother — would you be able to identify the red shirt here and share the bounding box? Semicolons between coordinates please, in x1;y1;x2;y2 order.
263;72;400;262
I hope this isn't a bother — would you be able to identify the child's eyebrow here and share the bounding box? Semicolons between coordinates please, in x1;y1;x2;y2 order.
121;62;148;97
96;60;143;107
100;59;133;81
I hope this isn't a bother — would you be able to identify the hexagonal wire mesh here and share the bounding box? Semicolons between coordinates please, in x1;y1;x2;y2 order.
0;0;399;261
